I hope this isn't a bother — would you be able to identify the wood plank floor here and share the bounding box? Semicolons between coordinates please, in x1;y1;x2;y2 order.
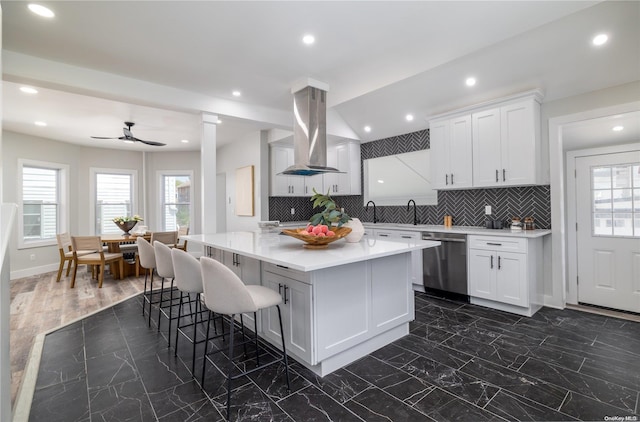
9;265;146;407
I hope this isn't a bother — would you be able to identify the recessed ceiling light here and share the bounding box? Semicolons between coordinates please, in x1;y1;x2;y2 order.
405;114;414;122
612;125;624;132
465;77;477;87
181;139;190;143
377;179;384;184
34;121;47;127
20;86;38;94
364;126;371;133
232;90;241;97
302;34;315;45
217;119;223;124
592;33;608;46
28;3;55;18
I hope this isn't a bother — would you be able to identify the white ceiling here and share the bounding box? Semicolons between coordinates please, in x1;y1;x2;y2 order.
2;1;639;151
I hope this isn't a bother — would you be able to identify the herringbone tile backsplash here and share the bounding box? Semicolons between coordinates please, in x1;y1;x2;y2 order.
269;129;551;229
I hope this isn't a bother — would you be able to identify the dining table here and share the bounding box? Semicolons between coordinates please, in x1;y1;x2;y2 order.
100;233;151;278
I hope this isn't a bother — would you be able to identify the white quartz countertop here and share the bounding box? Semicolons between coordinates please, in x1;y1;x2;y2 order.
363;223;552;238
182;231;440;272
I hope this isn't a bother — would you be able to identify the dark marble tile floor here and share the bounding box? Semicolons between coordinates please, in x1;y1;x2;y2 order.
29;292;640;421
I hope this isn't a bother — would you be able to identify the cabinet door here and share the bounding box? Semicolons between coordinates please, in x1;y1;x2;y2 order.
304;174;324;197
449;115;473;188
495;252;528;307
468;249;496;300
261;271;312;363
270;146;292;196
500;101;536;186
429;120;450;189
472;108;502;187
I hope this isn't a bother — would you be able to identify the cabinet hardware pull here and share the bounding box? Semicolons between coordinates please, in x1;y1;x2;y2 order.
498;256;502;269
490;255;494;269
451;174;454;184
502;169;506;182
445;174;449;185
283;285;289;304
487;242;502;246
276;264;289;269
401;235;412;239
495;170;499;182
278;283;283;295
305;186;307;194
379;234;389;237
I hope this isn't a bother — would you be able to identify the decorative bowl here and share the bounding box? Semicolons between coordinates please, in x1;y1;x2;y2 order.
281;226;352;249
114;220;138;236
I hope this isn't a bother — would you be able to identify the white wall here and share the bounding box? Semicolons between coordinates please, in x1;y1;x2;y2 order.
541;81;640;308
144;150;201;233
216;130;265;232
1;130;201;278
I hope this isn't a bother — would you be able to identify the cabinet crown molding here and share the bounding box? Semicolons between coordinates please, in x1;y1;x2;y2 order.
427;89;544;123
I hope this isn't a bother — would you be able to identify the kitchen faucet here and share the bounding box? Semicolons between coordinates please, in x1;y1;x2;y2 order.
365;200;377;223
407;199;417;225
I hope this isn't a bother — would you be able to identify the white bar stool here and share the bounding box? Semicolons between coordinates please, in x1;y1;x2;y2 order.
137;237;157;325
199;256;291;421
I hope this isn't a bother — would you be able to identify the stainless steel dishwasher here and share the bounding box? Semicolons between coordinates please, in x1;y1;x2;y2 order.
422;232;468;301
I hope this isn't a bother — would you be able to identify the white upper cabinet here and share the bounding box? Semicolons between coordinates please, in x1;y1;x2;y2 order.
269;146;305;196
324;141;361;195
472;97;542;188
430;90;544;190
270;141;361;197
430;115;473;189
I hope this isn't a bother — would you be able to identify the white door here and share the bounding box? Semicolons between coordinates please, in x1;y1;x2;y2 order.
575;151;640;313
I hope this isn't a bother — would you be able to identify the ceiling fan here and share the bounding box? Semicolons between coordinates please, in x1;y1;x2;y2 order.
91;121;166;146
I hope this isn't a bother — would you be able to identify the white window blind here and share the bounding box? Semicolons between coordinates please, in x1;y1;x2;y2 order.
22;166;59;241
96;173;133;234
161;174;191;231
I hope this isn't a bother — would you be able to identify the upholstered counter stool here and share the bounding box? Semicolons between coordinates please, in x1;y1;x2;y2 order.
154;241;179;346
199;256;290;420
137;237;157;326
171;248;222;375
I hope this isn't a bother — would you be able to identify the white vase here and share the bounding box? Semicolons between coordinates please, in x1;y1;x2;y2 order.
344;218;364;243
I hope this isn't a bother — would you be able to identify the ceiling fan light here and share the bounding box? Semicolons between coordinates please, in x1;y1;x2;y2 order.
123;140;135;144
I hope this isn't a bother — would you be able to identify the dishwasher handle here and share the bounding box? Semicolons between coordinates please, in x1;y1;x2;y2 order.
422;235;466;243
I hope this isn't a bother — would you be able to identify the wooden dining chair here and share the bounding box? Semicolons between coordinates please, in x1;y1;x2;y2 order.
70;236;124;288
177;226;189;251
150;230;178;248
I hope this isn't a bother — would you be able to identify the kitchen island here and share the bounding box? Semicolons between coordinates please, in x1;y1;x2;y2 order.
182;231;440;376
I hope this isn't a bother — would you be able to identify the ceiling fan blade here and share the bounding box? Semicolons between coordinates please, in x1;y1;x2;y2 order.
91;136;118;139
133;137;166;147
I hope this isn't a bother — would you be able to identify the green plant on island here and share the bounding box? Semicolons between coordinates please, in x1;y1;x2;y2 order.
309;189;351;228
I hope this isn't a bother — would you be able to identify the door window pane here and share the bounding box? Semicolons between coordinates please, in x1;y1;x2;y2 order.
591;163;640;237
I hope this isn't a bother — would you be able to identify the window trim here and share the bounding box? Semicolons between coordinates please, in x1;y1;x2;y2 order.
17;159;69;249
157;170;194;232
89;167;138;235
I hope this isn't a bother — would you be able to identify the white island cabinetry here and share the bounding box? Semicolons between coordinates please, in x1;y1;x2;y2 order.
185;231;438;376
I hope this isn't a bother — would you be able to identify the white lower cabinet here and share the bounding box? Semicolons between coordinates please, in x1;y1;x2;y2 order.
262;268;313;363
372;229;423;289
467;235;542;316
261;255;412;374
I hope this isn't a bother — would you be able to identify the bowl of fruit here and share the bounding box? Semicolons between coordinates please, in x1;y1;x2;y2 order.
281;224;352;249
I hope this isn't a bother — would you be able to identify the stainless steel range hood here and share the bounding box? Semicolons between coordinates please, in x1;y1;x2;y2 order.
281;84;341;176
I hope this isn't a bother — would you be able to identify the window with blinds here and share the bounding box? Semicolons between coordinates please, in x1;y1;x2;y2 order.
96;172;133;235
160;173;192;231
22;166;59;242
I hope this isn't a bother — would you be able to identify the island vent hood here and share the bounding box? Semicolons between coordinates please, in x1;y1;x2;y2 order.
281;81;342;176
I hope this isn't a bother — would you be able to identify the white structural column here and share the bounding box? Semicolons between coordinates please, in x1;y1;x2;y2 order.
201;113;218;234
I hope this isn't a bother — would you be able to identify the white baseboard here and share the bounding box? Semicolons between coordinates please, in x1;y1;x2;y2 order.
11;263;58;280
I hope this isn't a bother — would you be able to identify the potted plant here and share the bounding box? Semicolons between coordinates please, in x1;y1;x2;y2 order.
309;189;364;242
